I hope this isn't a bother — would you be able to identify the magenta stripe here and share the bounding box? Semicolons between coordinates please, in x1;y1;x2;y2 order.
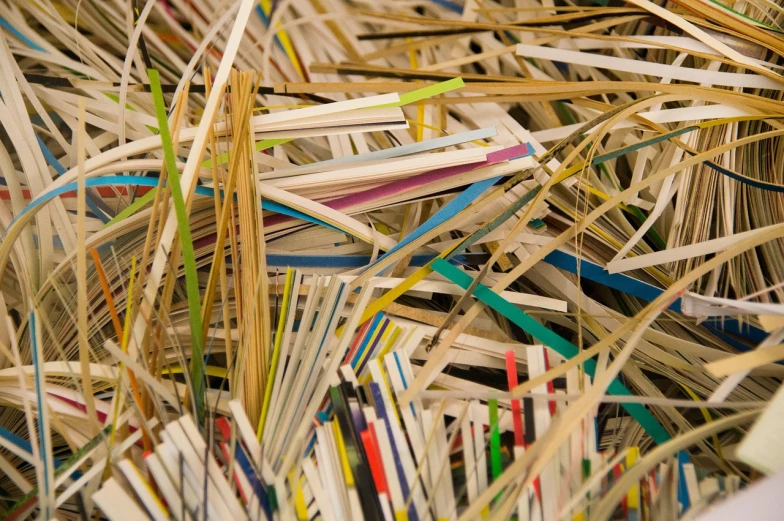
265;143;532;228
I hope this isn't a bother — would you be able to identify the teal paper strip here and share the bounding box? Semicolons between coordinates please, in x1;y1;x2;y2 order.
431;258;671;444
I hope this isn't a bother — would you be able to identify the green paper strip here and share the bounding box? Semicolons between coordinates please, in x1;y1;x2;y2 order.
104;187;157;229
204;79;465;169
431;258;671;445
376;77;465;108
489;397;502;483
105;137;285;229
202;138;291;169
149;68;206;421
203;78;465;174
705;0;784;32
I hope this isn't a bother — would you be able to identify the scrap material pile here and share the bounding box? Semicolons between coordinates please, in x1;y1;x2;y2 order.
1;0;784;519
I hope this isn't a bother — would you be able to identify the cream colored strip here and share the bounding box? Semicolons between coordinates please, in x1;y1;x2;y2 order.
532;104;751;143
517;43;782;89
705;344;784;378
607;224;779;274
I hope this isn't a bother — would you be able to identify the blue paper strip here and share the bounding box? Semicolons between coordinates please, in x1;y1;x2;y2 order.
10;176;341;233
284;128;498;172
543;250;766;345
363;175;502;274
0;17;44;51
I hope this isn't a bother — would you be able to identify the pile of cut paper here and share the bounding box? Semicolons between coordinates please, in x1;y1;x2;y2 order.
1;0;784;519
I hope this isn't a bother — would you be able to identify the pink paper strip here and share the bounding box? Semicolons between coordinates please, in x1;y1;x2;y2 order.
264;143;532;228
